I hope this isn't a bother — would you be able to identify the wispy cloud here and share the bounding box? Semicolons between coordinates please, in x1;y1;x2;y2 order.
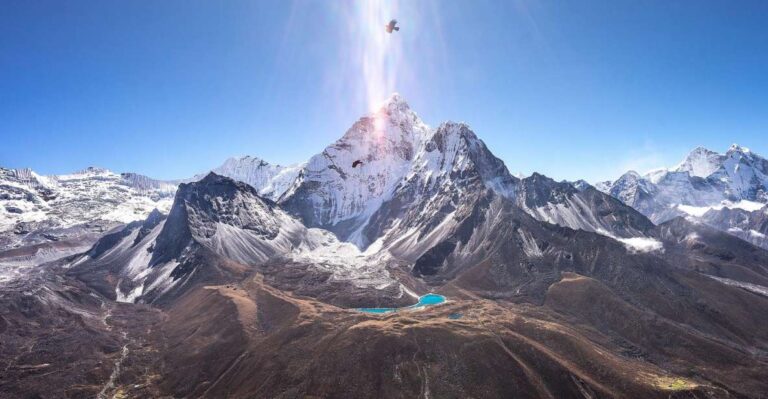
618;145;667;175
595;139;672;183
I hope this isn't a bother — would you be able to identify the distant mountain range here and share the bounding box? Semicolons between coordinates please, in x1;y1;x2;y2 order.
2;95;768;397
595;144;768;249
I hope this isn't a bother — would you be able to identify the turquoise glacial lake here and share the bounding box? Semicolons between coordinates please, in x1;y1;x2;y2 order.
357;293;446;314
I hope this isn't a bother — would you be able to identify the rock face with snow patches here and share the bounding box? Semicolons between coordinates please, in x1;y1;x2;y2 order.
698;205;768;250
151;173;302;266
517;173;656;239
356;121;520;252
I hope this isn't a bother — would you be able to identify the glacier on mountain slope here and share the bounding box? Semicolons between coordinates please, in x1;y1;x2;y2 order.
0;167;175;233
292;228;395;288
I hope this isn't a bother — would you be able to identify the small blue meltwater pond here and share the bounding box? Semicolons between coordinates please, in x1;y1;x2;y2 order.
357;293;446;314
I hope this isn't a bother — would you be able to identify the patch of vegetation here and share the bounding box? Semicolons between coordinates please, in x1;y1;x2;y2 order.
656;377;695;391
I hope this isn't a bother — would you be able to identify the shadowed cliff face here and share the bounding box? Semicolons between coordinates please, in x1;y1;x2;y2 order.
152;173;285;266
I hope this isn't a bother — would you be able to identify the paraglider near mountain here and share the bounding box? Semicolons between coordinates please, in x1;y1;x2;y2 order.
352;160;363;168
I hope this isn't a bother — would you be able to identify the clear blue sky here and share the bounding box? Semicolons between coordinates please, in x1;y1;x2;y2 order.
1;1;767;182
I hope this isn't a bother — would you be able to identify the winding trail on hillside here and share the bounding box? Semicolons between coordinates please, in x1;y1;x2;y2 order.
97;332;129;399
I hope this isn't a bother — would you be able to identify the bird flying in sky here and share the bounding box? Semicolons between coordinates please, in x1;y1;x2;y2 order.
385;19;399;33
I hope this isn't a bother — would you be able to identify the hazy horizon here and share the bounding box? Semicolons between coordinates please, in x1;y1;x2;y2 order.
2;94;764;185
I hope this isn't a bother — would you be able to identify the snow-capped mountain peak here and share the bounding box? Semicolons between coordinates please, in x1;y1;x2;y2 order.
674;146;723;178
622;170;642;180
342;92;429;144
74;166;112;175
419;121;517;196
224;155;269;168
669;143;762;182
198;156;303;201
280;94;432;233
377;92;412;118
728;143;751;154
